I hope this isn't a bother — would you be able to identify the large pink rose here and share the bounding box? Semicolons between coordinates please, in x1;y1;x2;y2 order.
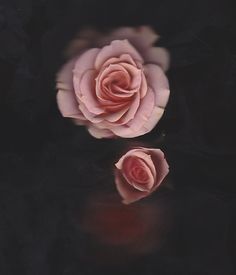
57;26;170;138
115;147;169;204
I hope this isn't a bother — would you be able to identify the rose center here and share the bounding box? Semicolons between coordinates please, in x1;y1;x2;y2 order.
103;70;130;94
123;157;151;185
130;166;149;183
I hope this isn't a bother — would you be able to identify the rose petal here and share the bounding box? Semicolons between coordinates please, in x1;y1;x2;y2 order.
77;69;104;115
96;64;134;100
103;106;129;123
140;71;148;98
95;87;164;138
101;54;137;68
116;149;156;179
127;151;157;180
65;38;90;58
143;47;170;72
138;106;164;136
119;63;142;90
127;88;155;131
117;93;140;125
88;125;115;139
95;40;143;70
73;48;100;81
73;117;87;125
115;171;150;204
144;64;170;108
107;26;159;52
57;89;84;120
105;88;154;138
93;95;139;128
138;26;159;45
78;102;103;123
56;58;77;91
96;67;140;107
101;101;130;112
148;149;169;189
121;157;155;191
111;105;164;138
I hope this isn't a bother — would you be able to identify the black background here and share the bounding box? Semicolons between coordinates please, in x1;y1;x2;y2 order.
0;0;236;274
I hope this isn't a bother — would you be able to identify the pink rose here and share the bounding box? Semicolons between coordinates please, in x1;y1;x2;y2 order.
115;147;169;204
57;26;170;138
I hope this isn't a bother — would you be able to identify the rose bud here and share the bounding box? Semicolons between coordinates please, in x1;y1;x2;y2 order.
115;147;169;204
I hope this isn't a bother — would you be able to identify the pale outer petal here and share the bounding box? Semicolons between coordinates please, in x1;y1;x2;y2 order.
143;47;170;72
73;117;87;125
138;26;160;44
78;102;103;123
88;125;115;139
65;38;89;58
95;40;143;70
137;106;164;136
73;48;100;86
56;57;77;91
144;64;170;109
56;55;90;123
102;26;159;52
57;89;85;121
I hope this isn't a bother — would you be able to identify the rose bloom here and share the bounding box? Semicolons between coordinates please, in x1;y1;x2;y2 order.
57;26;170;138
115;147;169;204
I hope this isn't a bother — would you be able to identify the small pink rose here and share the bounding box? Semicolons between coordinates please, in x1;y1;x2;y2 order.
57;26;170;138
115;147;169;204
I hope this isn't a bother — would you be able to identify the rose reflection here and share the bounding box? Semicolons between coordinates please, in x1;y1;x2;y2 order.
80;193;170;265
